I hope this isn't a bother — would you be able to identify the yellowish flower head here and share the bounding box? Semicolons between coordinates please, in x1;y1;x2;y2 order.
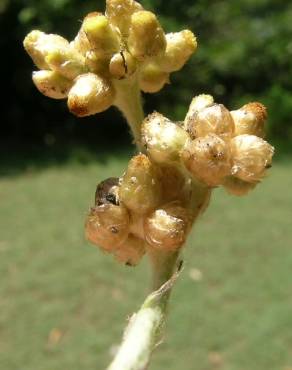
24;0;197;117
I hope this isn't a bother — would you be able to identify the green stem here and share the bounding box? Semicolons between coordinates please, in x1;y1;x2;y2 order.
148;249;180;292
113;77;145;152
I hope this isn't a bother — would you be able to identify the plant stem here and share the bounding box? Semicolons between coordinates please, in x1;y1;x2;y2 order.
107;253;181;370
114;77;145;152
148;249;180;291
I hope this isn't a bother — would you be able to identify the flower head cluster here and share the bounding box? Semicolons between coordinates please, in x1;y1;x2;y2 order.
143;94;274;195
85;95;274;265
85;154;207;266
23;0;197;117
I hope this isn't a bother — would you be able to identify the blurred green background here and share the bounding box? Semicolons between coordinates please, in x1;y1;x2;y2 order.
1;1;292;369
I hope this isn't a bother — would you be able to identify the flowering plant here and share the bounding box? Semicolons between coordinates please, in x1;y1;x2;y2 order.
24;1;274;369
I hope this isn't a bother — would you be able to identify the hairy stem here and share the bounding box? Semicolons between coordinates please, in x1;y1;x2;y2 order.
107;255;181;370
114;77;145;151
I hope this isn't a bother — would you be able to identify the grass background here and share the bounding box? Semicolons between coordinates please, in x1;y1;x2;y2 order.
0;150;291;370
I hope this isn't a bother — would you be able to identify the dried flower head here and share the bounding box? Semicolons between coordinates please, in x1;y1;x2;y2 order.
186;103;235;140
141;112;189;164
231;102;267;138
85;203;130;251
144;202;191;251
182;134;232;187
85;95;274;264
230;134;274;182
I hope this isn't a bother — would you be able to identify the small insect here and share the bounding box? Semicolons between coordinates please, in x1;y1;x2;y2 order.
95;177;120;206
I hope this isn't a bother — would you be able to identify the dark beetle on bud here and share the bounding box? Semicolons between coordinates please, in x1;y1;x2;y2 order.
95;177;120;206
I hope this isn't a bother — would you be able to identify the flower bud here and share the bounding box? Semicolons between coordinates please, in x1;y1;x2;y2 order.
71;29;91;56
182;134;232;187
84;50;109;75
67;73;115;117
82;13;120;58
109;51;137;79
32;70;73;99
186;103;235;140
45;46;86;80
230;135;274;182
223;176;256;196
119;154;161;215
184;94;214;129
127;11;166;61
115;234;145;266
85;203;130;251
23;30;69;70
139;63;169;93
231;102;267;138
106;0;143;36
144;202;191;251
141;112;189;164
157;30;197;72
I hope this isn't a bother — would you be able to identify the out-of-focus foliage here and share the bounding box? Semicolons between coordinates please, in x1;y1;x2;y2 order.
1;0;292;146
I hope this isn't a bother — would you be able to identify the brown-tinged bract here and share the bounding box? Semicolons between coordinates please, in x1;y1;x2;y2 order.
32;70;73;99
67;73;115;117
